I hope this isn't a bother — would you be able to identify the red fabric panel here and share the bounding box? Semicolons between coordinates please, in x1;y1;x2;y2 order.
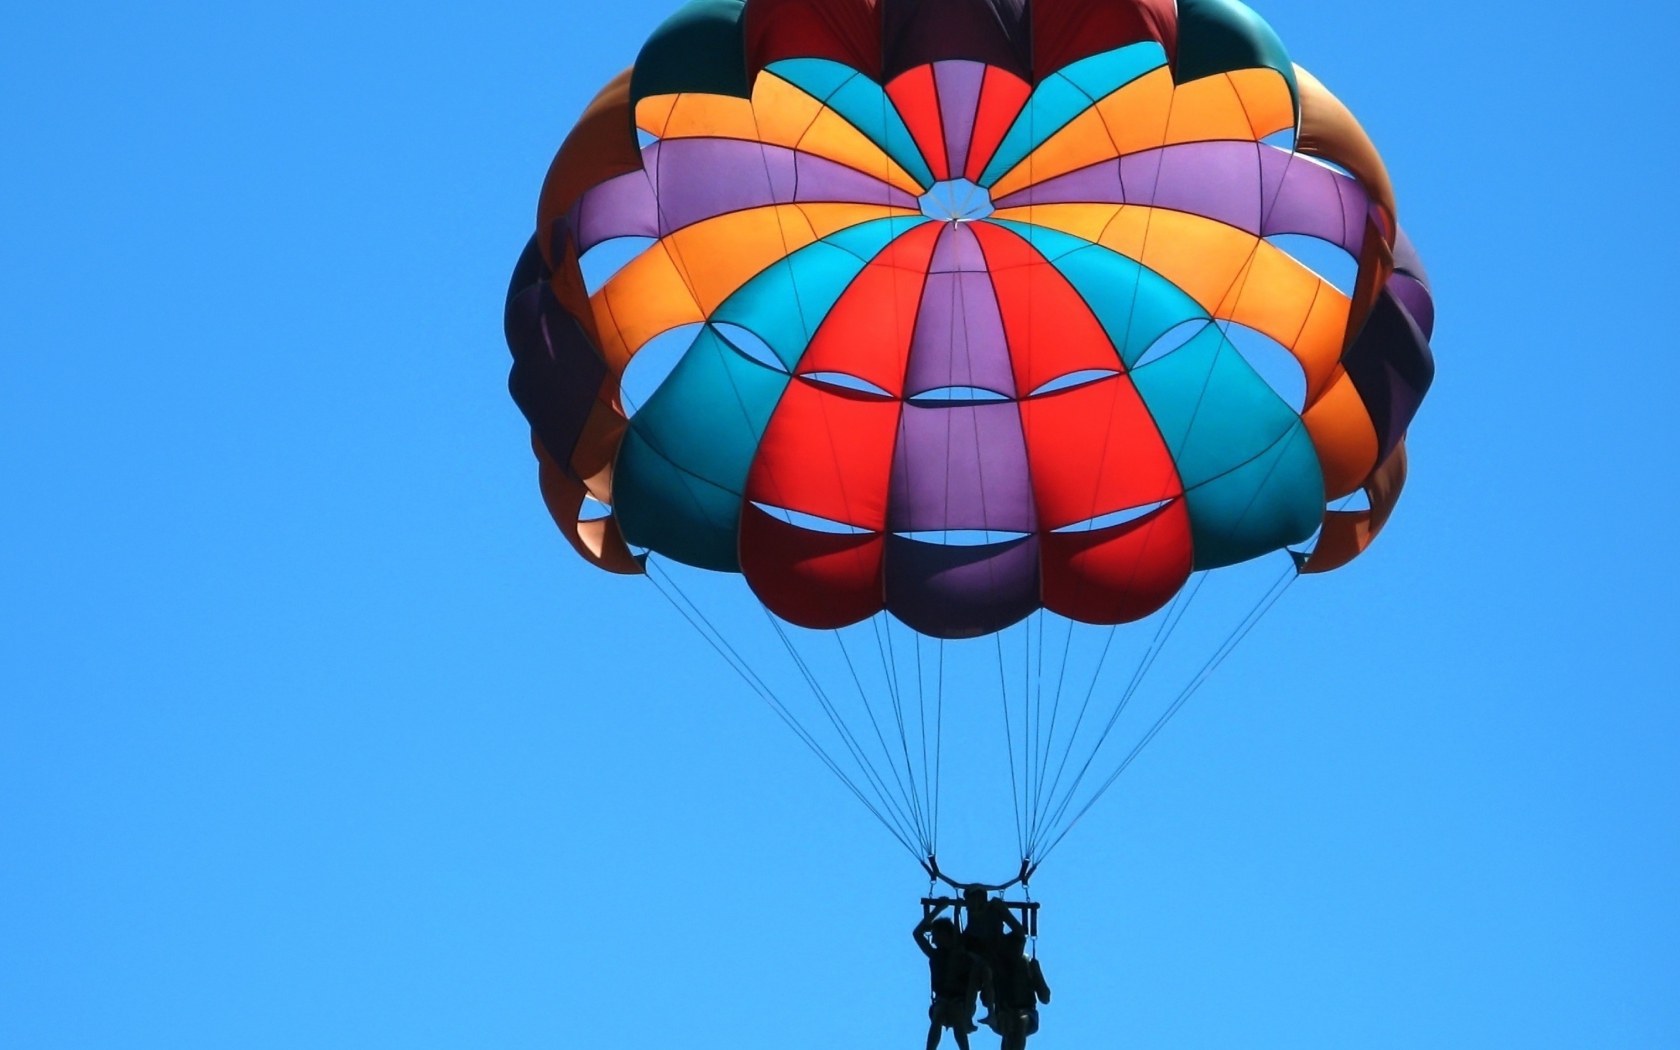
1030;0;1177;83
971;221;1125;395
963;66;1033;181
745;0;882;81
1019;376;1182;531
1040;499;1191;623
740;502;885;628
885;65;950;181
747;378;903;530
796;220;941;396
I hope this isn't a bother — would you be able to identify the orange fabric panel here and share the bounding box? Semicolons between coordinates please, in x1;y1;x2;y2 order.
972;221;1131;396
592;202;915;369
1040;499;1192;624
569;399;627;505
633;93;680;138
537;68;642;267
1226;68;1296;140
656;90;764;140
1293;65;1396;230
1301;369;1378;500
744;0;882;81
1300;439;1407;574
591;240;704;373
796;221;941;395
746;378;902;530
1163;73;1259;146
1018;377;1184;531
535;433;642;574
989;68;1175;199
739;503;885;629
646;75;926;196
1226;242;1349;399
1365;438;1408;535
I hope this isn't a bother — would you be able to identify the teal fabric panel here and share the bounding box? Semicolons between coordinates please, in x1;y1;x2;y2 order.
631;326;788;494
630;0;750;108
763;57;856;102
765;59;934;188
1128;323;1298;488
978;42;1166;187
1182;424;1323;568
1057;42;1168;102
613;426;745;571
987;218;1206;366
1173;0;1298;109
712;216;929;368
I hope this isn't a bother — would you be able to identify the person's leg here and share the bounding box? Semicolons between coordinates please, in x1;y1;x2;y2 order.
926;1020;942;1050
952;1025;971;1050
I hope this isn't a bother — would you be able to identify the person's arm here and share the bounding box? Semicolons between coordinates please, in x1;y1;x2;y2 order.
999;905;1024;936
913;912;941;957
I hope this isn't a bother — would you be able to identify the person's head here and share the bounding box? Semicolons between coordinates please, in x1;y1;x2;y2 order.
1003;928;1027;956
962;887;987;908
930;917;957;948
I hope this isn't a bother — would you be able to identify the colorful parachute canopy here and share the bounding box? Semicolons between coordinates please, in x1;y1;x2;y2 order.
505;0;1436;640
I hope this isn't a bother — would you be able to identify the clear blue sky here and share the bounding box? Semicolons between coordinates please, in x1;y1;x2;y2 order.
2;2;1675;1047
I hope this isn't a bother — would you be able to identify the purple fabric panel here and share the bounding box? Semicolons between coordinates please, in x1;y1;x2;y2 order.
993;160;1123;208
928;219;990;272
906;226;1015;396
644;139;919;235
888;402;1037;532
571;169;658;253
791;152;922;209
882;0;1031;81
1342;289;1435;463
934;61;986;177
884;534;1040;639
649;138;782;235
1126;141;1262;235
1391;226;1431;291
1387;272;1435;341
1257;147;1368;255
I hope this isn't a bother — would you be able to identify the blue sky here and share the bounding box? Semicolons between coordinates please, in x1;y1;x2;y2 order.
1;1;1676;1047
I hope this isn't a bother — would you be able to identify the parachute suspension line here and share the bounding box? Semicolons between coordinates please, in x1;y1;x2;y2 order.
933;637;946;856
826;622;934;853
1025;573;1207;857
767;612;929;854
1031;614;1079;839
913;627;934;856
871;613;931;853
1035;560;1300;863
993;628;1027;860
642;560;922;860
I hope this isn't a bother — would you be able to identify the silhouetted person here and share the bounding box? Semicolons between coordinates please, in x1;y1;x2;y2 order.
914;914;986;1050
984;929;1051;1050
960;887;1021;1018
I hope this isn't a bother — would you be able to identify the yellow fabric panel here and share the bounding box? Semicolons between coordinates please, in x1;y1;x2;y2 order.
1301;369;1378;499
636;78;925;197
591;240;704;373
1163;74;1258;146
592;202;916;369
634;93;681;138
1224;242;1349;398
1226;68;1296;140
995;203;1259;316
796;107;927;195
990;68;1175;199
658;92;763;140
748;71;828;147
